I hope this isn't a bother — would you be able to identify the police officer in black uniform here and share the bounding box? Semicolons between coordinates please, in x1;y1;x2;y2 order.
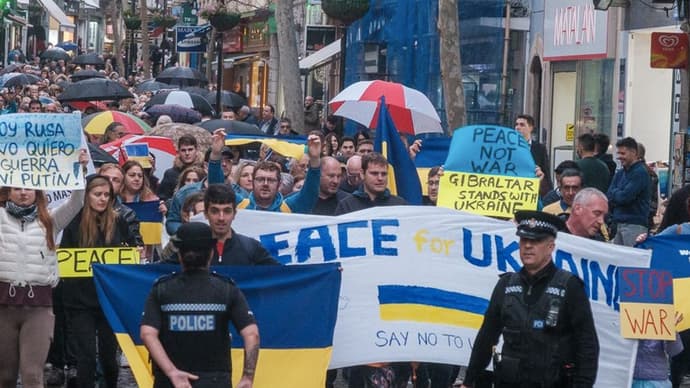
461;211;599;388
140;222;260;388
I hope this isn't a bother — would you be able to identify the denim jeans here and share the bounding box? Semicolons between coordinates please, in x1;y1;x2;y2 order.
613;223;648;247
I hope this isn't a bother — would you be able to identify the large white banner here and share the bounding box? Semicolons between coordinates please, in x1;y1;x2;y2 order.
234;206;649;387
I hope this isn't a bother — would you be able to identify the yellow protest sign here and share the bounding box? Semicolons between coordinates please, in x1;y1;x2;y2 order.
618;267;675;340
436;171;539;218
57;247;140;278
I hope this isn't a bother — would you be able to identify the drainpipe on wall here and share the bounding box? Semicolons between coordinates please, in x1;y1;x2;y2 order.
500;0;511;125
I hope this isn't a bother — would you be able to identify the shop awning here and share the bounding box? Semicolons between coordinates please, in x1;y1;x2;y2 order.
299;38;341;70
37;0;76;31
5;12;30;26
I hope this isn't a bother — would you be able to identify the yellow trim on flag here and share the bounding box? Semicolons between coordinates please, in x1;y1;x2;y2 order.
379;303;485;329
122;344;333;388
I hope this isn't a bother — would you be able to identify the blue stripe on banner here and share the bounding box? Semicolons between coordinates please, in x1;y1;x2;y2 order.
377;285;489;315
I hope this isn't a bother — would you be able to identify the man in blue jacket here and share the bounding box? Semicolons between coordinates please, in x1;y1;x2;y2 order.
232;134;321;213
606;137;651;246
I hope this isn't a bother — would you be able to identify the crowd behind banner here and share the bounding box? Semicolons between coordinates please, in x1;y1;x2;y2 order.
0;56;687;388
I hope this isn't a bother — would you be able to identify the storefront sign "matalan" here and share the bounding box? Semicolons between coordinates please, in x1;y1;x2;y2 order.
544;0;608;61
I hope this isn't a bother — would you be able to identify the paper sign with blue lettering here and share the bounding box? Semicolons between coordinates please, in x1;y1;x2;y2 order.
436;125;539;217
233;206;649;387
0;113;84;190
618;267;675;340
637;234;690;331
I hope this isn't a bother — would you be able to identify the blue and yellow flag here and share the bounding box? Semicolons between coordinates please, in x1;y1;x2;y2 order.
93;263;342;388
378;285;488;329
123;201;163;245
374;99;423;204
639;234;690;331
225;134;307;160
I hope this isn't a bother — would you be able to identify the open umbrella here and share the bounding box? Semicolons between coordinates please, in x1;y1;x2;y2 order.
144;90;214;116
57;42;79;52
181;86;208;96
328;80;443;135
40;47;71;62
135;79;173;93
0;72;42;88
145;104;202;124
149;123;213;151
0;64;21;75
100;135;177;180
88;143;118;167
83;111;151;135
58;78;134;101
205;90;246;109
197;119;263;135
70;69;106;82
68;101;109;113
155;66;207;87
72;53;105;66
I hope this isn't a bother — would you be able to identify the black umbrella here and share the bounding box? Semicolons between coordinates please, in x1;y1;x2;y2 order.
0;72;42;88
155;66;207;87
135;79;173;93
0;64;21;75
72;53;104;66
144;90;214;116
88;143;118;167
197;119;263;135
40;47;71;62
206;90;247;109
181;86;209;96
146;104;202;124
70;69;106;82
57;78;134;101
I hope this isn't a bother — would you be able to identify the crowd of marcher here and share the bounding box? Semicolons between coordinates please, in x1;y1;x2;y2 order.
0;53;689;388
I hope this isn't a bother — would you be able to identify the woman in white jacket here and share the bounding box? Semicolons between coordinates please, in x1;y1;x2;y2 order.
0;150;88;388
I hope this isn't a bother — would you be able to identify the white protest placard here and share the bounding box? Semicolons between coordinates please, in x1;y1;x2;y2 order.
0;113;84;190
233;206;648;388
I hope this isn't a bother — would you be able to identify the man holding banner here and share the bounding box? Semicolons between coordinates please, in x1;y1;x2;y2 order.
140;222;260;388
462;211;598;388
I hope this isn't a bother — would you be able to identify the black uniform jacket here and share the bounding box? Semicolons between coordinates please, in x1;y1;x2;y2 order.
463;262;599;388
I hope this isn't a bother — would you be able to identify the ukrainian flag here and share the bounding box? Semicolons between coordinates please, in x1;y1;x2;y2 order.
123;200;163;245
639;234;690;331
378;285;489;329
93;263;341;388
374;98;424;205
225;134;307;159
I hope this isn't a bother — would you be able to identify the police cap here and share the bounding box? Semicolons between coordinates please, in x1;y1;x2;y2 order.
170;222;215;251
515;210;565;240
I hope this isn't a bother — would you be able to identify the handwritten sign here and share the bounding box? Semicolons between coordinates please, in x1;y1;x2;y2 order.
618;267;675;340
437;172;539;218
438;125;539;218
0;113;84;190
57;247;140;278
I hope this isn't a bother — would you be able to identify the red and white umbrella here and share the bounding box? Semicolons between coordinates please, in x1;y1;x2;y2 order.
328;80;442;135
100;135;177;180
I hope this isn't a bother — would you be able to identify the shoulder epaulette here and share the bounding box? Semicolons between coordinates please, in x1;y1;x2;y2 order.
210;271;236;285
153;272;176;285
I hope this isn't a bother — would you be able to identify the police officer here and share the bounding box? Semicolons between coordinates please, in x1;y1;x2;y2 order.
140;222;260;388
461;211;599;388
